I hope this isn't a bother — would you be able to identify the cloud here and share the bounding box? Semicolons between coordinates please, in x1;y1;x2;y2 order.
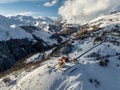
2;12;35;16
58;0;120;24
0;0;36;4
14;12;35;16
44;0;58;7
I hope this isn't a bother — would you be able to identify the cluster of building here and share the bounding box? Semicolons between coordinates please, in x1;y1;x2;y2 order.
55;56;78;69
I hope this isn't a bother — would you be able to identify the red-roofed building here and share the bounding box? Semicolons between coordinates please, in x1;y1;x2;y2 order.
56;61;65;69
61;56;69;62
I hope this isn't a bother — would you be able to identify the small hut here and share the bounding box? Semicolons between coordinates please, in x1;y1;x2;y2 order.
72;58;77;64
56;61;65;69
61;56;69;62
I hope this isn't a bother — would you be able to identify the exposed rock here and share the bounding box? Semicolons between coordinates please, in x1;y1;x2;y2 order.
59;24;79;35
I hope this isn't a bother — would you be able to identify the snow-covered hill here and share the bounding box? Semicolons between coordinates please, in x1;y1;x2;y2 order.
0;12;120;90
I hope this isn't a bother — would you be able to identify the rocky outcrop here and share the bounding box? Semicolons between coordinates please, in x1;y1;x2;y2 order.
58;24;79;35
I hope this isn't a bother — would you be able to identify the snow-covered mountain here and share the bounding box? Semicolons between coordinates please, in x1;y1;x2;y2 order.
0;15;55;41
9;15;54;26
110;5;120;14
0;15;67;72
0;12;120;90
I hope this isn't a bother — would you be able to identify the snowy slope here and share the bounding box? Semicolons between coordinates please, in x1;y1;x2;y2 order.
0;15;54;41
5;51;120;90
0;12;120;90
89;12;120;27
0;15;60;46
0;15;33;41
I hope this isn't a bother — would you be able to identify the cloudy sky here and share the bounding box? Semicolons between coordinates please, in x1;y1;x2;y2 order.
0;0;120;23
0;0;62;17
